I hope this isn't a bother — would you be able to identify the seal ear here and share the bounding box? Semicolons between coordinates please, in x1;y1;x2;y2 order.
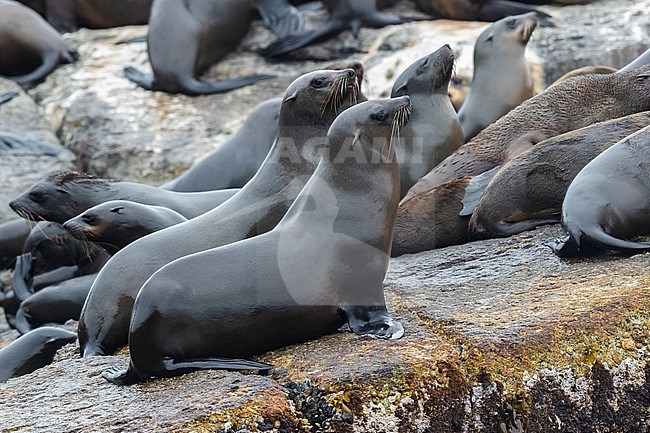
283;90;299;103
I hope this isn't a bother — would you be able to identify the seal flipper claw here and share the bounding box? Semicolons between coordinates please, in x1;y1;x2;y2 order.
103;365;142;385
256;0;304;38
345;306;405;340
123;67;155;91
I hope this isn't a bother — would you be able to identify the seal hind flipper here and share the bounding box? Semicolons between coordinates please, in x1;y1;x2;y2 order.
262;20;350;57
256;0;304;38
345;306;405;340
583;228;650;253
12;253;35;303
479;1;554;27
5;53;62;85
0;91;19;105
123;67;155;91
459;166;502;216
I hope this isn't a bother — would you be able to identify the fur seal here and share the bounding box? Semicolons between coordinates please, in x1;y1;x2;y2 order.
262;0;412;57
468;111;650;239
0;219;31;270
124;0;275;96
390;45;464;198
392;177;472;256
9;171;239;223
0;326;77;383
63;200;187;255
415;0;552;24
403;65;650;201
103;96;410;385
79;69;360;357
458;13;537;141
0;0;77;84
161;98;283;192
552;125;650;257
17;0;153;33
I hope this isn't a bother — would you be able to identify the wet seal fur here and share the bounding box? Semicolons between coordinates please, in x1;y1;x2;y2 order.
552;124;650;257
0;0;77;84
0;326;77;383
469;111;650;239
103;96;411;385
123;0;275;96
79;69;361;357
9;171;239;223
64;200;187;255
459;12;538;141
403;65;650;200
390;45;463;198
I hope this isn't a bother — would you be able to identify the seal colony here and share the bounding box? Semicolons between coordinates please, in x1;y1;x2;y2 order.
103;96;411;385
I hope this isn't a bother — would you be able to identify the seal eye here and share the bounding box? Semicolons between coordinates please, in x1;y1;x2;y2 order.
82;214;97;225
29;191;44;202
312;77;326;88
372;111;387;122
506;19;518;29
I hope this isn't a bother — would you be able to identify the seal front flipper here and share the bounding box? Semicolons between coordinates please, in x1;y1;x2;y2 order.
344;306;405;340
550;235;581;257
459;166;502;216
103;365;143;385
123;67;155;91
12;253;35;303
262;20;349;57
161;356;273;373
255;0;304;38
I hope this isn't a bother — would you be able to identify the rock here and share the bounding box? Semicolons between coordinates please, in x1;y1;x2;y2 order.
1;226;649;432
0;79;75;223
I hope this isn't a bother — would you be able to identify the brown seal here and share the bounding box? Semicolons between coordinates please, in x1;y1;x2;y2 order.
415;0;552;24
9;171;239;223
79;69;360;357
18;0;152;33
468;111;650;239
390;45;464;198
102;96;410;385
0;0;77;84
0;326;77;383
403;65;650;201
392;177;472;257
63;200;188;255
124;0;275;95
552;124;650;256
262;0;413;57
459;12;538;141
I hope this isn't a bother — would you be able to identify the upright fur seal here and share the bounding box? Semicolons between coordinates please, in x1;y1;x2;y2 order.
415;0;552;24
552;125;650;257
0;326;77;383
0;219;31;270
458;13;538;141
79;69;360;357
263;0;412;57
124;0;274;96
64;200;187;255
0;0;77;84
9;172;239;223
18;0;152;33
103;96;410;385
161;98;283;192
390;45;464;198
469;112;650;239
403;66;650;200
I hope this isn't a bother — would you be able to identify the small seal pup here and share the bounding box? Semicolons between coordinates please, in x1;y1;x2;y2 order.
103;96;410;385
459;13;538;141
552;125;650;257
9;172;239;223
64;200;187;255
468;112;650;239
0;326;77;383
403;65;650;200
124;0;275;95
0;0;77;84
263;0;413;58
390;45;464;198
79;69;360;357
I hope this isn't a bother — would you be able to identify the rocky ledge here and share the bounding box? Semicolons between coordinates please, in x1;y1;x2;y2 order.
1;225;649;433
